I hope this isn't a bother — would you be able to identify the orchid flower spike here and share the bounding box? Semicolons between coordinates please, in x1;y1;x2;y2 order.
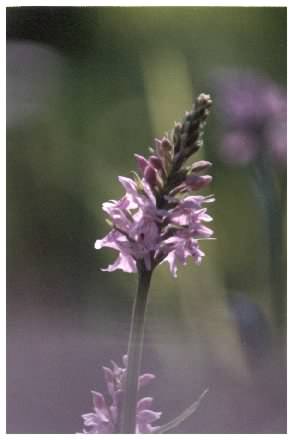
95;94;215;277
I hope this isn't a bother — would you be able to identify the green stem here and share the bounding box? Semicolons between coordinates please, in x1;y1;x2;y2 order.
253;153;285;333
120;262;153;433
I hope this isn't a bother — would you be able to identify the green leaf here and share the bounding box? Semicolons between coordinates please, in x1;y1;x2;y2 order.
154;388;208;434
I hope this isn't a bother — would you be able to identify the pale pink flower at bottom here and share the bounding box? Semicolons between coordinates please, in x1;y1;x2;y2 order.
81;355;162;434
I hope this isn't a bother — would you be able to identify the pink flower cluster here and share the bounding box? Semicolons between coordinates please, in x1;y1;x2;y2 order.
95;163;214;277
95;96;214;277
81;355;161;434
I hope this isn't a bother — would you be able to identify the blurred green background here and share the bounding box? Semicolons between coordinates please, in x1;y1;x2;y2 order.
7;7;286;433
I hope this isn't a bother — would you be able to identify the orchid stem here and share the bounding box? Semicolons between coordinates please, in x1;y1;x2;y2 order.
120;262;153;433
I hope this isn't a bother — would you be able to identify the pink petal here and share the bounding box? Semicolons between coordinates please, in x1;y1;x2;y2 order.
138;373;156;388
101;253;137;273
162;250;178;278
134;153;149;173
137;409;162;424
122;354;128;367
91;391;106;411
137;397;154;411
118;176;137;195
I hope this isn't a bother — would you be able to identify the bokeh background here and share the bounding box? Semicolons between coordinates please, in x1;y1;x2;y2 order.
6;6;286;433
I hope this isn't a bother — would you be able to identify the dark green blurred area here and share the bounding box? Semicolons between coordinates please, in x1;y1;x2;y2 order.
7;7;286;433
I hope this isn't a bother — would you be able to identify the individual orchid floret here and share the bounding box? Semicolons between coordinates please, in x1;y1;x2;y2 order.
158;194;214;277
183;174;213;192
95;94;214;277
81;355;162;434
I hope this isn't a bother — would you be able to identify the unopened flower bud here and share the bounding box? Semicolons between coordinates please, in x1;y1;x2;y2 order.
185;174;212;190
149;155;163;170
144;165;157;187
190;160;213;173
134;154;149;173
196;93;212;107
174;122;182;134
155;136;173;157
160;136;173;151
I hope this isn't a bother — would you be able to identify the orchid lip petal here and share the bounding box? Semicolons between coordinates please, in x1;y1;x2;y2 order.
137;409;162;424
137;397;154;411
138;373;156;388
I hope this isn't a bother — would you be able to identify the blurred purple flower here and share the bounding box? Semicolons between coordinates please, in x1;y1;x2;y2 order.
95;95;215;277
213;69;287;165
220;131;259;165
81;355;162;434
